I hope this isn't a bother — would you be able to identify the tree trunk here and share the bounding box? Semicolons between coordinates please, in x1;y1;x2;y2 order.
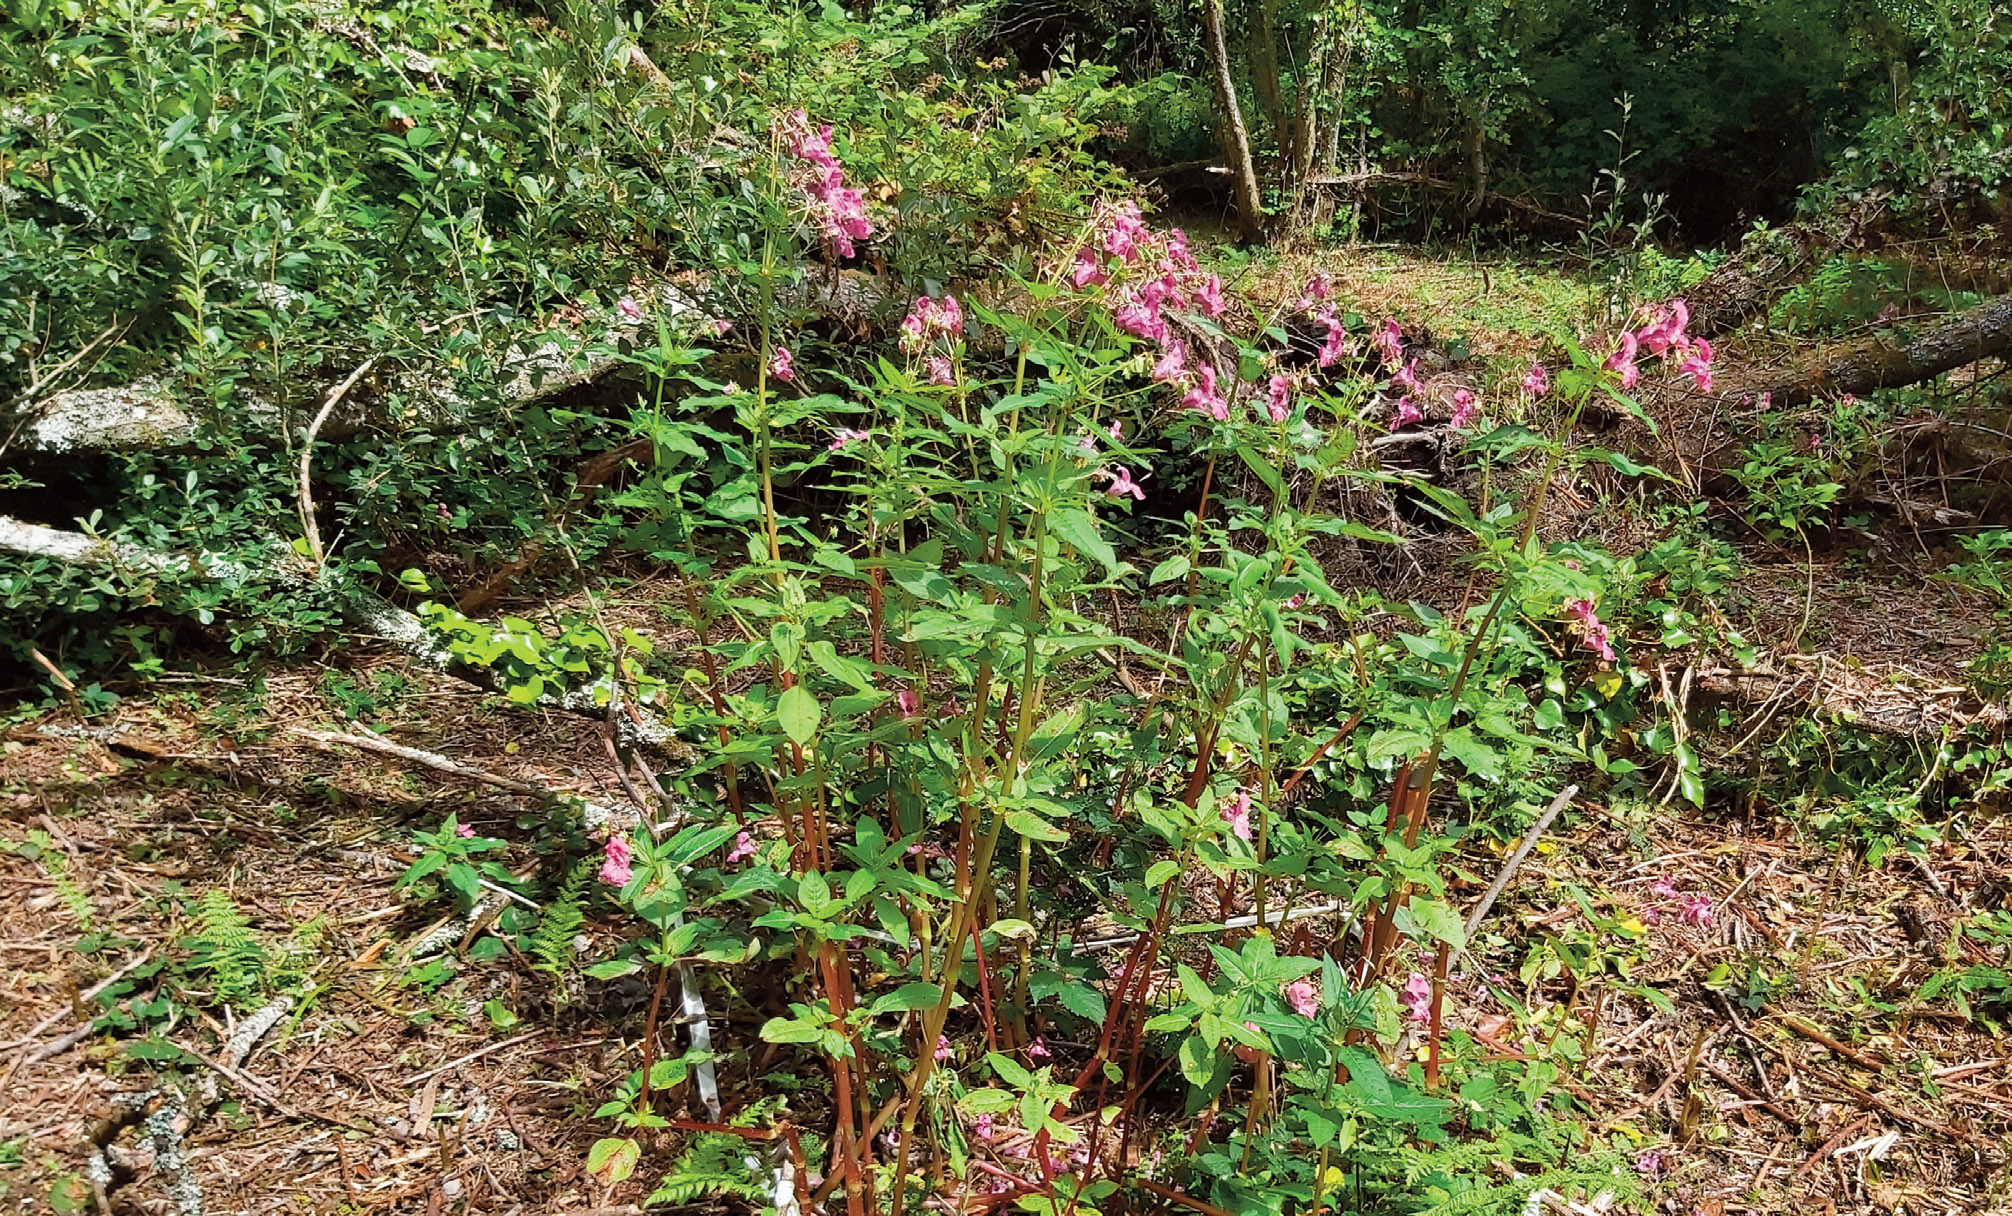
1246;0;1292;168
1741;295;2012;407
1202;0;1266;243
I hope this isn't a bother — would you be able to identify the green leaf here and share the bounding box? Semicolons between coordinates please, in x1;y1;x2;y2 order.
987;1052;1033;1089
1178;1033;1218;1089
1049;507;1117;576
1004;809;1069;843
1402;898;1467;949
584;958;643;980
587;1137;640;1184
1145;860;1179;888
777;684;821;745
1148;554;1190;584
1236;444;1285;501
796;870;836;918
871;982;944;1015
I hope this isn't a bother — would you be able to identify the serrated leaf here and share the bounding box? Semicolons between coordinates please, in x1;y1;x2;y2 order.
1049;507;1117;576
1004;809;1068;843
777;684;820;745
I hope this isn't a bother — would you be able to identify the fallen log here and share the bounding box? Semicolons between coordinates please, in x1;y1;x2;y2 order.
1733;294;2012;407
0;514;678;750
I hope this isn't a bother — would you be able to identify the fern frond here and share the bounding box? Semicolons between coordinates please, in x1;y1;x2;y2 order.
646;1130;770;1207
531;859;594;978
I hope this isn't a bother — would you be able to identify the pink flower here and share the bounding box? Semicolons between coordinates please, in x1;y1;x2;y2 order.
599;834;633;887
1316;307;1348;368
1296;271;1333;311
1603;332;1639;390
1522;362;1550;397
934;1035;953;1062
1679;895;1714;926
713;318;733;336
1221;790;1253;842
1078;430;1100;454
1182;363;1228;421
1402;973;1433;1024
1635;299;1691;357
770;346;796;383
1265;373;1293;423
1563;598;1617;664
1193;273;1225;317
616;296;643;323
926;356;956;387
1284;979;1320;1018
828;427;871;452
899;295;963;354
1107;419;1123;442
775;110;874;260
1104;466;1147;501
1284;593;1304;609
453;823;475;839
972;1113;994;1143
1098;200;1149;263
1071;247;1108;290
896;688;922;718
1679;337;1714;393
937;295;964;338
1113;295;1166;343
1650;877;1680;900
1390;396;1424;429
1391;357;1422;395
1634;1150;1664;1178
1372;319;1405;366
726;831;758;864
1449;388;1480;430
1026;1036;1050;1060
1152;337;1190;383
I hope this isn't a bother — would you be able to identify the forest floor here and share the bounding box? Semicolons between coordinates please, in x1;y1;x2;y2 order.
6;248;2012;1216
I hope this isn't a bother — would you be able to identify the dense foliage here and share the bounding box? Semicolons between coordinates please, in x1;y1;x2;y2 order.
5;1;2012;1213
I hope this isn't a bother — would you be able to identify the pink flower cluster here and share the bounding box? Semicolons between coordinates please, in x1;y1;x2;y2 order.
898;294;963;354
1522;362;1550;397
1449;388;1480;430
898;294;964;387
1286;273;1352;368
599;833;633;887
1101;466;1147;501
1644;877;1715;926
1606;299;1715;393
1071;200;1232;419
1284;978;1320;1018
775;109;873;260
1563;598;1617;665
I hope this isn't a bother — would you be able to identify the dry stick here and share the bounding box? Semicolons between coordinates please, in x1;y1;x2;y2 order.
3;949;154;1049
292;728;619;821
1794;1113;1874;1181
296;355;381;574
1814;1070;1999;1152
1462;785;1580;940
1769;1010;1891;1072
1698;1058;1802;1129
178;1043;374;1134
401;1032;543;1088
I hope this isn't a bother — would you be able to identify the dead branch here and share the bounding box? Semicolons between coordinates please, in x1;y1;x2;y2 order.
1732;294;2012;407
0;514;679;752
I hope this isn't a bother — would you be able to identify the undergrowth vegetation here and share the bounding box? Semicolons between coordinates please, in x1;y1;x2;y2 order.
6;2;2012;1215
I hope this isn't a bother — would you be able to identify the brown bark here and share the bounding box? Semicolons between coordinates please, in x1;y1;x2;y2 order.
1741;294;2012;407
1202;0;1266;242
